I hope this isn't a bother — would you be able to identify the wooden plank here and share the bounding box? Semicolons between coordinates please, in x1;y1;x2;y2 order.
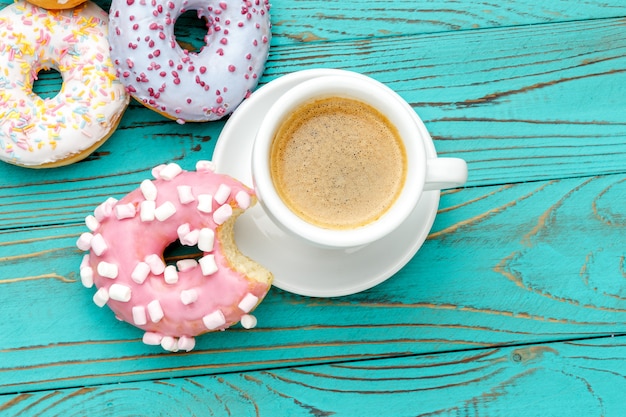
2;174;625;392
2;17;626;230
1;336;625;416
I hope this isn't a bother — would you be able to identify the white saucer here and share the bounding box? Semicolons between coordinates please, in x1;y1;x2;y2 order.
213;69;440;297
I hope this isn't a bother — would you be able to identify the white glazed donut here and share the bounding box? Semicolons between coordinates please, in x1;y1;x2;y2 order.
77;161;273;352
0;1;129;168
108;0;271;123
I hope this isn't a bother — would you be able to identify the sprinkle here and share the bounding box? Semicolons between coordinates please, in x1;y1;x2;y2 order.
80;265;94;288
131;261;151;284
180;288;198;305
213;204;232;225
90;234;108;256
76;232;93;251
180;229;199;246
238;293;259;313
199;254;218;276
114;202;137;220
140;179;158;201
147;299;164;322
235;190;251;209
198;228;215;252
85;215;100;232
240;314;257;329
142;331;162;345
202;310;226;330
214;183;231;204
97;261;118;279
140;200;156;222
159;163;183;180
177;223;191;240
151;164;166;179
178;336;196;351
93;287;109;307
176;259;198;272
145;254;166;275
109;283;132;302
155;201;176;221
94;197;118;221
177;185;195;204
164;265;179;284
132;306;147;325
197;194;213;213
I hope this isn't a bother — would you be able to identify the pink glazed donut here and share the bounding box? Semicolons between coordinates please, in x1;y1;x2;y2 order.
76;161;273;352
108;0;271;123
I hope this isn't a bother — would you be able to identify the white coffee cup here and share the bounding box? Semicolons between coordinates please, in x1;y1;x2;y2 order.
251;72;467;249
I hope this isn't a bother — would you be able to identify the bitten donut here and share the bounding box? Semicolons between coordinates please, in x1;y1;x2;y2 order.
0;1;129;168
108;0;271;123
77;161;273;352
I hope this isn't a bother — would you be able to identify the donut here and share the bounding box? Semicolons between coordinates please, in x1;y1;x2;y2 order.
0;1;129;168
27;0;87;11
108;0;271;123
76;161;273;352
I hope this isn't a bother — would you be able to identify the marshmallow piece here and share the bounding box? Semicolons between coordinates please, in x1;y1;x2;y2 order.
85;215;100;232
90;233;108;256
131;261;151;284
97;261;118;279
140;200;156;222
145;254;166;275
176;259;198;272
155;201;177;221
213;204;232;225
151;164;167;179
177;185;195;204
147;299;164;323
159;163;183;180
132;306;147;325
202;310;226;330
164;265;179;284
180;289;198;305
180;229;200;246
197;194;213;213
196;160;216;172
140;179;158;201
109;284;132;302
93;287;109;307
238;293;259;313
199;254;218;276
80;265;94;288
76;232;93;251
178;336;196;352
94;197;117;221
161;336;178;352
214;184;231;205
143;331;163;345
235;190;251;209
241;314;257;329
198;228;215;252
114;203;136;220
177;223;191;240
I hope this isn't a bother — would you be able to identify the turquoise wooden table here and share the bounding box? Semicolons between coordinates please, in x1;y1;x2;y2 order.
1;0;626;415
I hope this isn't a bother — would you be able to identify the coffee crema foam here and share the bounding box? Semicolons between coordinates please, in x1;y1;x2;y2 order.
270;96;407;230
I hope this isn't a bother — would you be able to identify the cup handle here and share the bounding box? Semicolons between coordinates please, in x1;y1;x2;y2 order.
424;158;468;191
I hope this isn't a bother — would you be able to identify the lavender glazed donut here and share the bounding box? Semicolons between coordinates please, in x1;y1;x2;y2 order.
108;0;271;123
77;161;273;352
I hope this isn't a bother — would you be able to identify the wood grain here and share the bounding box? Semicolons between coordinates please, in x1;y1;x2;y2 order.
2;175;625;392
1;336;625;416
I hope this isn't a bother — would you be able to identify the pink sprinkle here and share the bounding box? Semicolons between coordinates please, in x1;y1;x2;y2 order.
220;38;228;45
127;0;134;4
199;66;207;73
228;65;236;72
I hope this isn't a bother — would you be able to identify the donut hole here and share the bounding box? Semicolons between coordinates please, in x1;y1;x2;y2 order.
163;239;203;266
174;10;210;53
32;68;63;99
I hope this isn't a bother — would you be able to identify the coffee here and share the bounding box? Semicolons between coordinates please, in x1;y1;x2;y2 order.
270;96;407;230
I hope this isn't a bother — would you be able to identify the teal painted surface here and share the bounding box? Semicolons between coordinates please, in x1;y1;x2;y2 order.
1;0;625;415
